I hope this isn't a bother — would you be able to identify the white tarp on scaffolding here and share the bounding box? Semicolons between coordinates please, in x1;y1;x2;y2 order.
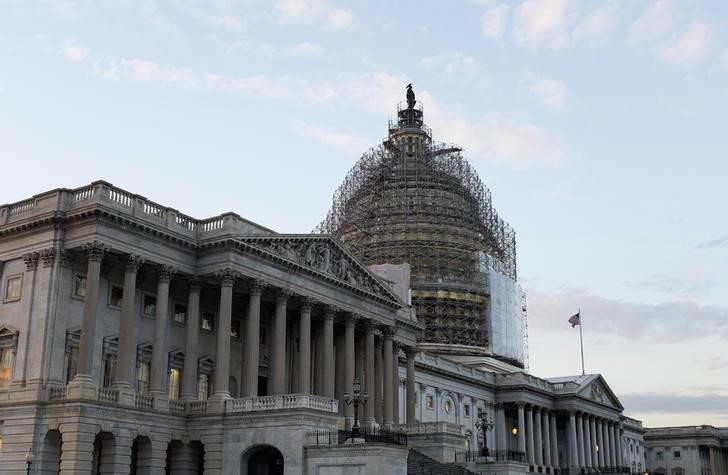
482;255;527;366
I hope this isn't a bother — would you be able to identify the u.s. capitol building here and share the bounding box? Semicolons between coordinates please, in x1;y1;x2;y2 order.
0;88;644;474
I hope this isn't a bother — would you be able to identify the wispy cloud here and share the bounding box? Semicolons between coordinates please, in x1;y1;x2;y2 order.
695;235;728;250
658;21;715;64
481;4;510;39
522;72;567;110
634;273;716;298
59;41;88;62
274;0;355;31
295;123;365;150
628;0;681;45
572;1;620;46
419;52;478;76
619;392;728;415
527;289;728;341
288;42;324;57
692;357;728;372
512;0;579;49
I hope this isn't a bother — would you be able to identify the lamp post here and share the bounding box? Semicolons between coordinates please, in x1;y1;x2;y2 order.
25;447;33;475
475;412;495;457
343;378;369;439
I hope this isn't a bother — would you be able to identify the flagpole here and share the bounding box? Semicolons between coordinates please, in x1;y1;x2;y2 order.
578;308;585;375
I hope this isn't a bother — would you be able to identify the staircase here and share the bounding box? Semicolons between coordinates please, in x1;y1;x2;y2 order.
407;449;478;475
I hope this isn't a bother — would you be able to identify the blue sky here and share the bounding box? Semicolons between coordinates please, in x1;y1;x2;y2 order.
1;0;727;427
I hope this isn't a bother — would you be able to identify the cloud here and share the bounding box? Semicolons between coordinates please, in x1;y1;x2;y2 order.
59;41;88;62
419;52;478;76
527;289;728;341
659;21;715;64
200;13;247;31
628;0;681;45
572;1;620;46
274;0;354;30
512;0;579;48
619;393;728;415
481;4;510;39
522;72;567;110
692;357;728;372
295;123;365;149
719;49;728;68
288;42;323;57
634;273;716;298
695;235;728;249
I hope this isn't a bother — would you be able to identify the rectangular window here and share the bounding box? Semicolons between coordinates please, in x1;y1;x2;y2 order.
65;347;78;384
415;391;419;406
231;320;240;339
0;348;14;388
142;294;157;317
197;373;209;401
102;354;117;388
108;285;123;308
673;450;681;459
201;311;215;332
168;368;181;400
426;395;434;409
74;274;87;298
3;275;22;302
173;303;187;325
464;404;471;417
137;361;150;393
656;451;664;460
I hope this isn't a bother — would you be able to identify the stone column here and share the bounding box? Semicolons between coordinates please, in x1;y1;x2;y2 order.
180;277;201;400
113;254;144;394
496;404;506;455
542;410;552;467
70;242;107;396
343;314;356;425
382;326;394;428
602;419;610;468
313;326;323;395
392;342;400;425
268;289;289;395
596;418;605;468
584;413;593;470
322;306;335;398
149;265;175;397
590;416;598;470
212;269;236;399
534;407;543;466
526;405;535;465
577;412;585;469
405;346;416;425
298;298;312;394
374;337;383;423
517;403;526;455
363;321;376;426
609;421;617;468
243;280;263;397
549;413;558;468
616;425;624;469
568;411;579;469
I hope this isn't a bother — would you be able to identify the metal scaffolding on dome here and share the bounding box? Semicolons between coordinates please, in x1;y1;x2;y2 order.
316;90;520;357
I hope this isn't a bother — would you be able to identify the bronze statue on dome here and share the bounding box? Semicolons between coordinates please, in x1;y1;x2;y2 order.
406;83;416;109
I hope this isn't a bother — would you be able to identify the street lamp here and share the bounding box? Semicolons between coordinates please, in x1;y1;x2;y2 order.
343;378;369;439
475;412;495;457
25;447;33;475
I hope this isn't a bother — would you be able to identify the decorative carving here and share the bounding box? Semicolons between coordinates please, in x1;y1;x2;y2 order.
362;319;378;332
403;346;417;358
323;305;337;319
59;250;74;268
248;279;265;296
39;248;57;267
157;264;176;283
83;241;108;262
125;254;145;274
591;381;605;403
243;238;393;300
381;325;396;339
275;288;290;304
215;268;238;287
23;251;40;271
299;296;313;312
344;312;358;326
188;275;202;292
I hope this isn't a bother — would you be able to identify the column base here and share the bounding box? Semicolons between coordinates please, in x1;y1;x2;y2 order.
207;393;231;414
361;418;379;430
67;375;98;400
112;382;136;407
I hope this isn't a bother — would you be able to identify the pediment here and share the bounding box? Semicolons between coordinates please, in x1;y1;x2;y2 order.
577;375;623;411
237;235;402;305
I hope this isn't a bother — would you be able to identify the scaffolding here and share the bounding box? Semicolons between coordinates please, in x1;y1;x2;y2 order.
317;96;521;360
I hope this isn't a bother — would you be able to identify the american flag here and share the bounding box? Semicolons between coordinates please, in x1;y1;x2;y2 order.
568;311;581;327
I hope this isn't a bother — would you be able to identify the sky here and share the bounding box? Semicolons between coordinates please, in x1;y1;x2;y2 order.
1;0;727;428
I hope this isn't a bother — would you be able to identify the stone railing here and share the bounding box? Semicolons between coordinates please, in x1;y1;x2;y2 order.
135;394;154;410
226;394;339;414
188;400;208;415
48;386;67;401
169;400;186;415
0;180;274;238
98;387;119;404
394;421;465;435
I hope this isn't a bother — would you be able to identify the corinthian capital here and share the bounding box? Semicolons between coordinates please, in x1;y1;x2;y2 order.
216;267;239;287
125;254;145;273
248;278;265;296
23;251;40;271
84;241;108;262
157;264;176;283
39;248;57;268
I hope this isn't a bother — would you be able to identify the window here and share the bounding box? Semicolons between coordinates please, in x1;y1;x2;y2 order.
168;368;181;400
231;320;240;339
64;331;80;384
201;311;215;332
415;391;419;406
656;451;664;461
477;408;485;419
426;395;434;409
197;373;209;401
102;354;116;388
673;451;681;459
108;285;123;308
74;274;87;298
3;275;22;302
137;361;150;393
464;404;471;417
173;303;187;325
0;348;14;389
259;326;267;344
142;294;157;317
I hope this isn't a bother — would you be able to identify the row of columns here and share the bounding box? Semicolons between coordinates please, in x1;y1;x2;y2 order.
70;243;419;427
568;411;623;472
